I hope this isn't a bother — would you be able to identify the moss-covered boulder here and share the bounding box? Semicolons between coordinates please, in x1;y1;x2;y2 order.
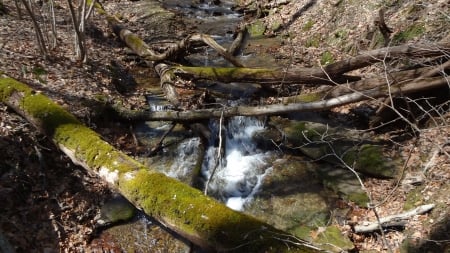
261;117;399;178
243;156;354;252
244;157;331;232
316;167;369;207
247;20;266;38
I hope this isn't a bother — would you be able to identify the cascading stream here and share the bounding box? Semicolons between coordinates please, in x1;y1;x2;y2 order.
157;1;279;211
201;116;276;210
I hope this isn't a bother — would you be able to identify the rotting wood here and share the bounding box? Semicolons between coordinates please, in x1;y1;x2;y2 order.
354;204;435;233
0;74;322;252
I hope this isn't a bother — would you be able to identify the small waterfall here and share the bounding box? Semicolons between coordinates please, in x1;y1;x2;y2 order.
165;138;202;182
202;116;275;211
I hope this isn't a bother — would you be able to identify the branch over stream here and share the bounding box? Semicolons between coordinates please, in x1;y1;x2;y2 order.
114;75;448;121
91;0;449;120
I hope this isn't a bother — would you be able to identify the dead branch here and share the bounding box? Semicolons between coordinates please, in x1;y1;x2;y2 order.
354;204;435;233
114;75;449;121
324;42;449;76
109;21;243;67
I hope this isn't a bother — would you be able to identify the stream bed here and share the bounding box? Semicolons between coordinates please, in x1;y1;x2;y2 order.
93;0;372;251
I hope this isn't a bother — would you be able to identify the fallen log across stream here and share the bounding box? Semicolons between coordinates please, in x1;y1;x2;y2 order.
113;74;449;122
0;74;322;252
90;0;450;122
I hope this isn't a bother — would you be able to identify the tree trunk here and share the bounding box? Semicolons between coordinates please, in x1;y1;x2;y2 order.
0;74;321;252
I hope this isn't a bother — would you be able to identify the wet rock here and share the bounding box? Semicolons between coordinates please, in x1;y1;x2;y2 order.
317;166;369;207
243;157;354;251
97;194;136;226
244;157;331;231
247;20;266;38
93;215;192;253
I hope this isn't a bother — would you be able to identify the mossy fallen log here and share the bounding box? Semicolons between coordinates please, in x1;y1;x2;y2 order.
0;74;322;252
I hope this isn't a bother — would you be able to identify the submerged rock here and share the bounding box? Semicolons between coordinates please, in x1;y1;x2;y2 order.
97;194;136;226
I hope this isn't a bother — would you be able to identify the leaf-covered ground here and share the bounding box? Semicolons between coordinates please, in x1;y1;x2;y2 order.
1;0;449;252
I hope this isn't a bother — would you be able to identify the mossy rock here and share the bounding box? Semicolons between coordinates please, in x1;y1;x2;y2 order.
99;216;192;253
291;225;354;252
271;118;398;179
317;166;369;207
314;226;354;252
244;157;332;231
343;144;397;178
247;20;266;38
270;20;282;32
98;194;136;226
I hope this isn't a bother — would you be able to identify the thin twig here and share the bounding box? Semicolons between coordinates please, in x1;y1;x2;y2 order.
147;123;176;156
204;109;224;195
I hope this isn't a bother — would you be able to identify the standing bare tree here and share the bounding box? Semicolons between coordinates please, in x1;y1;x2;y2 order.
19;0;49;59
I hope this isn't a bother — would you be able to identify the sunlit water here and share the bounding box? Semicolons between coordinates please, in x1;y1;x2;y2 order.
148;0;278;211
202;116;275;210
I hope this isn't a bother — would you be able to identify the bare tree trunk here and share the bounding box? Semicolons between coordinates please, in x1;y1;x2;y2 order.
67;0;86;62
19;0;48;59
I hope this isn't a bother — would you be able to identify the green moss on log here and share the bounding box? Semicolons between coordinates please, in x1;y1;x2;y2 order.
174;66;277;83
0;75;319;252
0;75;145;176
119;170;299;252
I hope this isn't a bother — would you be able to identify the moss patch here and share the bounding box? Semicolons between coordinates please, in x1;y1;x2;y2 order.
302;19;314;31
404;185;425;210
315;226;354;252
248;20;266;38
0;75;149;178
119;170;313;252
320;51;334;65
344;144;396;178
392;23;426;43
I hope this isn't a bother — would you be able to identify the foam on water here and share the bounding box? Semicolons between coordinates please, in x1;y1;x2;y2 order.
202;116;274;211
166;138;202;180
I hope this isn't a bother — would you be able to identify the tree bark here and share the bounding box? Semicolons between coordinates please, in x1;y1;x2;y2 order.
0;74;321;252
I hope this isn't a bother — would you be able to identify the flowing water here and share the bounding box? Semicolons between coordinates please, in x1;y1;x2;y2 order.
98;0;313;251
201;116;277;210
152;1;284;210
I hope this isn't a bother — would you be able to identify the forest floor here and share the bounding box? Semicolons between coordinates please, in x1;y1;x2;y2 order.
1;0;449;252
